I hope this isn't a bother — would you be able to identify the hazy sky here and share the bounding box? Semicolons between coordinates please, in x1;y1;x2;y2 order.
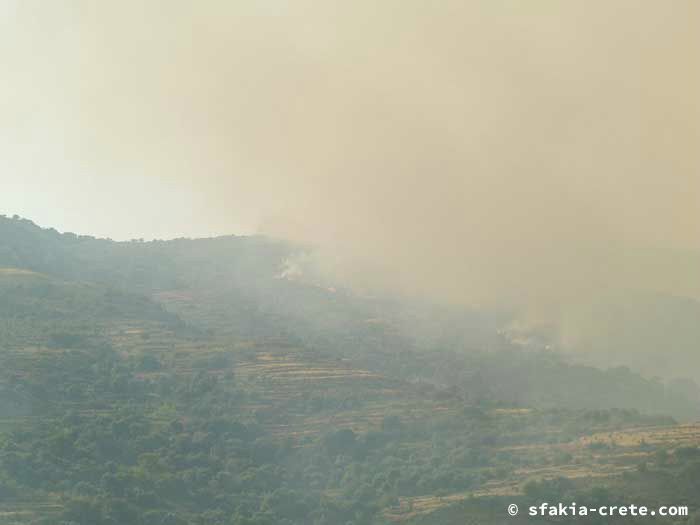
2;1;698;309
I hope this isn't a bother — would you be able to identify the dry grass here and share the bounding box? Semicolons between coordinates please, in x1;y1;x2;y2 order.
383;422;700;522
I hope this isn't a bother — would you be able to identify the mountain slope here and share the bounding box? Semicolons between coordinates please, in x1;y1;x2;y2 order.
1;215;699;524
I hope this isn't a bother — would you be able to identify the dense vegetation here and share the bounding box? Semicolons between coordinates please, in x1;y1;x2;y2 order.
1;215;699;524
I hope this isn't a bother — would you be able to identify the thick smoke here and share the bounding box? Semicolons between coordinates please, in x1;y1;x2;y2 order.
2;1;699;370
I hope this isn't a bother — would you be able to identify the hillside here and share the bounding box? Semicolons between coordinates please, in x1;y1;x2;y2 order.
0;215;699;525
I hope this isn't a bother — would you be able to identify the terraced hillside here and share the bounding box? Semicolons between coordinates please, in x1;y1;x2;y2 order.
1;217;699;524
388;420;700;523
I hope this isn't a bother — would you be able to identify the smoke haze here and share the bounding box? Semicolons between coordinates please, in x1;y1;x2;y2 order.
2;1;699;359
